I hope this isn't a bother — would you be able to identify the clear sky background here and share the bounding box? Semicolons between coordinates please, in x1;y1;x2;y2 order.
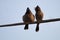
0;0;60;40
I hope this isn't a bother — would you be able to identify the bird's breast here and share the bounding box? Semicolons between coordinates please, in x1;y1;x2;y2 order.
23;14;35;23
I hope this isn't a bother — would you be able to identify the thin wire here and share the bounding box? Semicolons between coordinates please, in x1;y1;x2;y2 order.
0;18;60;27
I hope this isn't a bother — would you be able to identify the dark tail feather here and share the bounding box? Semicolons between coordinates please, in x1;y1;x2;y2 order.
24;24;28;30
35;23;39;32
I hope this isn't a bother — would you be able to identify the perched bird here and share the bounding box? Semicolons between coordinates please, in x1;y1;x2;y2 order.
23;7;35;30
35;5;43;32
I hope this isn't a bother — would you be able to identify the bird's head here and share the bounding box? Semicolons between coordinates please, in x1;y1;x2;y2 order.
27;7;30;11
35;5;41;12
25;7;31;14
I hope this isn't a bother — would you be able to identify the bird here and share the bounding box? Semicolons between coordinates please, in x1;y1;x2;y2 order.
23;7;35;30
35;5;43;32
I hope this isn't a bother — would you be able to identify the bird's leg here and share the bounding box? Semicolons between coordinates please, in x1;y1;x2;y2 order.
24;24;28;30
35;23;39;32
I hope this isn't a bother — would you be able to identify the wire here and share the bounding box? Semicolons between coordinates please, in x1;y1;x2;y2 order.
0;18;60;27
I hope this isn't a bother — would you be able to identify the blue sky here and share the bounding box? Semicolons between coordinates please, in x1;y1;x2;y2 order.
0;0;60;40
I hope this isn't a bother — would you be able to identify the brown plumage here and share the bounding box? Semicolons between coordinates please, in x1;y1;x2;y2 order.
23;7;35;30
35;5;43;32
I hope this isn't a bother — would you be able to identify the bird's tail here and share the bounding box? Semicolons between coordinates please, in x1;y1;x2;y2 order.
24;24;28;30
35;23;39;32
